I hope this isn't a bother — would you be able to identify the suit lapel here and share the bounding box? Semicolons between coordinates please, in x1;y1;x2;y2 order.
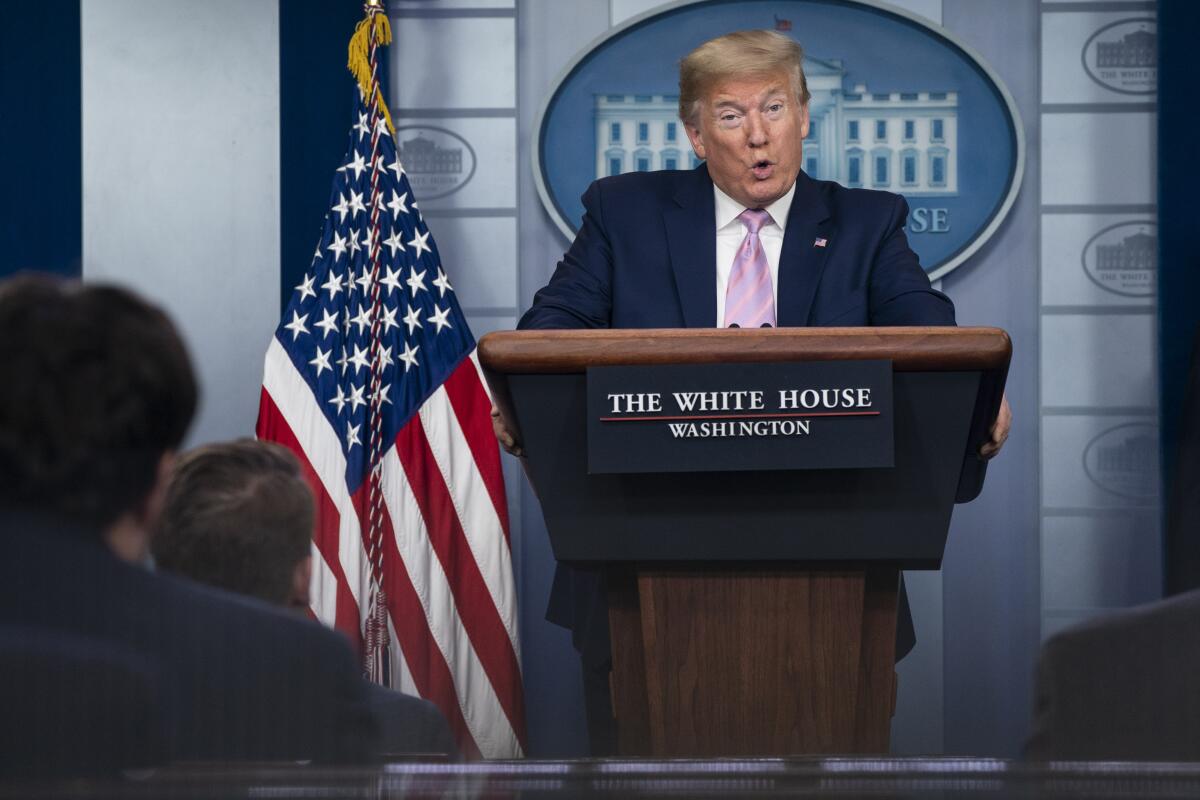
777;172;834;326
663;166;718;328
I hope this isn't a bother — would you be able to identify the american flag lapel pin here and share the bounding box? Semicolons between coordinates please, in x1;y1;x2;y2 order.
814;237;828;248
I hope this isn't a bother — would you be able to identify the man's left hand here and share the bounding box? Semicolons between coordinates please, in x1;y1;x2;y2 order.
491;403;523;457
980;393;1012;460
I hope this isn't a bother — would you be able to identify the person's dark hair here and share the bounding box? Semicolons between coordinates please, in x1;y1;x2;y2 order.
0;274;197;528
154;439;314;606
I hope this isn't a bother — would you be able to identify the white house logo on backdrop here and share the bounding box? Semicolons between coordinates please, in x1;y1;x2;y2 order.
1082;221;1157;297
395;126;476;199
1082;19;1156;95
595;63;958;200
1083;423;1159;500
535;0;1024;281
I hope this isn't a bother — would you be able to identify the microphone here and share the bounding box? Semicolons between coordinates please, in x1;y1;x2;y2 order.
727;323;740;328
760;322;773;328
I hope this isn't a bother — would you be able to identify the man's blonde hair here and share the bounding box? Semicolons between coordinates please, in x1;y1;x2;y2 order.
678;30;811;125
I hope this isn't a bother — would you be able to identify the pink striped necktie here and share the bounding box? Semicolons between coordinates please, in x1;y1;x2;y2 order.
723;208;776;328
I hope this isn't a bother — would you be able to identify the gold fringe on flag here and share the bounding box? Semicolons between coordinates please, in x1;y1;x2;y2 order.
347;8;395;135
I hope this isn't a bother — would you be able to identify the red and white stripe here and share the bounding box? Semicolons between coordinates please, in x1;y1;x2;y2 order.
258;338;526;758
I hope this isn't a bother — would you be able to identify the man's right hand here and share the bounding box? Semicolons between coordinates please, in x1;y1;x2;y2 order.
491;404;522;457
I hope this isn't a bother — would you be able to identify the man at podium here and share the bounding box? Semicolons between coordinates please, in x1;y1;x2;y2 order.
501;29;1010;754
519;29;956;332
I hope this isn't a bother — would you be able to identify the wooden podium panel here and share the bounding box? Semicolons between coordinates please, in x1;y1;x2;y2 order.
608;565;898;756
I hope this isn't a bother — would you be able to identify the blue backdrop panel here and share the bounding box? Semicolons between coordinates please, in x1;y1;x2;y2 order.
279;0;368;311
0;1;81;278
1159;0;1200;593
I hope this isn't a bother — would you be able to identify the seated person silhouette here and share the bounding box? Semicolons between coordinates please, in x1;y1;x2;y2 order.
152;438;458;760
1025;589;1200;760
0;275;377;770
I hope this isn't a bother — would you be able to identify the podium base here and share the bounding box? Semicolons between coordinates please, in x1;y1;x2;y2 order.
607;564;899;757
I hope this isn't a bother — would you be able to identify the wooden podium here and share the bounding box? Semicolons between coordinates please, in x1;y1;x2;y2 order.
479;327;1010;757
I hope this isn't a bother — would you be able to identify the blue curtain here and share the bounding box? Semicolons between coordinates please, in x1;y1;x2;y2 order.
0;1;81;278
1159;0;1200;593
279;0;366;311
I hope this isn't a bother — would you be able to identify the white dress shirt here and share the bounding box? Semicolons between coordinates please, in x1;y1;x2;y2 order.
713;181;797;328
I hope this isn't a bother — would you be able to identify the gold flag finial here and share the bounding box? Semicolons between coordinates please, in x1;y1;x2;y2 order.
347;1;395;134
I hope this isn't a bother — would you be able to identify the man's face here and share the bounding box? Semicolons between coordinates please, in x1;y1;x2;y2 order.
686;72;810;209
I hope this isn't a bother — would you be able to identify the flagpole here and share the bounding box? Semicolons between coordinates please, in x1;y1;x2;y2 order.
353;0;393;687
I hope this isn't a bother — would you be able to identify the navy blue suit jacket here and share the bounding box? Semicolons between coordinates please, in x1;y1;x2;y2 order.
520;165;955;330
520;166;955;669
0;511;379;765
368;683;460;760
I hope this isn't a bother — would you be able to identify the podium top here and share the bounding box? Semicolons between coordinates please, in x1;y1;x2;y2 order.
478;326;1011;374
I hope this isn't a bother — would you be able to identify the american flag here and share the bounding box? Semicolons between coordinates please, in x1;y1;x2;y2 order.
256;7;525;759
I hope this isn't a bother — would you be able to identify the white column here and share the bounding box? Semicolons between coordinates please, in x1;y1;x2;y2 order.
81;0;281;446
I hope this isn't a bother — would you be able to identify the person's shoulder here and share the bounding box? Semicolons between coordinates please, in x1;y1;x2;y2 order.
154;570;355;660
807;175;905;217
1043;589;1200;658
368;684;443;720
587;166;703;205
367;683;458;757
156;569;332;634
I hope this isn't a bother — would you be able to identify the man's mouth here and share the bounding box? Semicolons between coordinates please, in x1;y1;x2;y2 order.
751;160;774;179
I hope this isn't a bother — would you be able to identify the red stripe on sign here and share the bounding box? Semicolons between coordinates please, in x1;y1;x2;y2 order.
442;359;511;539
349;481;483;760
257;388;363;654
394;417;529;748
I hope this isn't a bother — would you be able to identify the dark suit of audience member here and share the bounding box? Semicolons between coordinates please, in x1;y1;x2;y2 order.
0;626;168;778
0;276;377;772
152;438;458;761
1024;590;1200;760
366;683;459;759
